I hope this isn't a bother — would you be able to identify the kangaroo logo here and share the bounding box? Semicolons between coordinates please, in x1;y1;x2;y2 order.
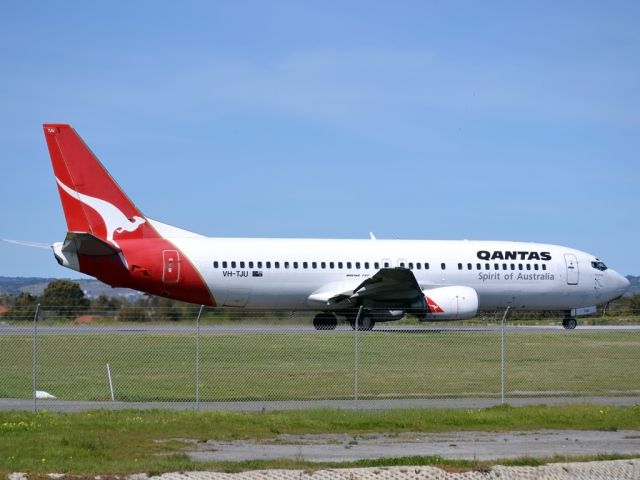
56;178;146;248
425;296;445;313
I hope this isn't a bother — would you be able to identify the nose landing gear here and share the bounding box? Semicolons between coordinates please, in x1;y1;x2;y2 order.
562;317;577;329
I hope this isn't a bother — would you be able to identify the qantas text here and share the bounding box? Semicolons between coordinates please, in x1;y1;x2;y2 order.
477;250;552;261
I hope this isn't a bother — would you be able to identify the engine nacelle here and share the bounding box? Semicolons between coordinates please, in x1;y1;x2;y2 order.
421;285;479;320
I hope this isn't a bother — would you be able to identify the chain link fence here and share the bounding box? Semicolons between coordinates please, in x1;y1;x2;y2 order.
1;305;639;411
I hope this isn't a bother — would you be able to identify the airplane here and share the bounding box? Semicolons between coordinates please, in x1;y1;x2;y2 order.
42;124;630;330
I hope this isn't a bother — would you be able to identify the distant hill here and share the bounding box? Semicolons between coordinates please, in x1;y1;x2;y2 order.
0;276;144;300
627;276;640;296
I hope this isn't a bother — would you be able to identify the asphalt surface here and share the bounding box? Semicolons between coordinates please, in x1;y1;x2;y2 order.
3;396;640;412
2;323;640;335
188;430;640;462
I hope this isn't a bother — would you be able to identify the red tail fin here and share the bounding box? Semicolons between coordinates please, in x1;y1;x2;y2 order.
43;124;151;248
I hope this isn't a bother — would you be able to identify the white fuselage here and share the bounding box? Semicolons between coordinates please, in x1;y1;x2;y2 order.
160;226;629;312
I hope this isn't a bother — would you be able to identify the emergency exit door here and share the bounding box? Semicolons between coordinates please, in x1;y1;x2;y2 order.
162;250;180;283
564;253;579;285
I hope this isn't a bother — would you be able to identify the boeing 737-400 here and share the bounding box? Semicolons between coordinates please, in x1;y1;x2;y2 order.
42;124;630;330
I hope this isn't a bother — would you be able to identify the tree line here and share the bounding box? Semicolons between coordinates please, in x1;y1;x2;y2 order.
0;280;201;322
1;279;639;322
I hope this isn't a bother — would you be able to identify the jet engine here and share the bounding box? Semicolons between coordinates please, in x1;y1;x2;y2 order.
420;286;479;320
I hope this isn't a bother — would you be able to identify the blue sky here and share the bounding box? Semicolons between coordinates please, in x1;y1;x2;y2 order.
1;1;638;278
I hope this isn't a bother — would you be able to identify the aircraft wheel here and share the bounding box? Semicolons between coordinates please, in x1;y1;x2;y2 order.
359;316;375;331
313;312;337;330
562;317;577;330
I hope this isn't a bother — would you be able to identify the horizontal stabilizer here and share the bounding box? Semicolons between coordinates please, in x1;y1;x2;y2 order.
2;239;51;249
63;232;121;256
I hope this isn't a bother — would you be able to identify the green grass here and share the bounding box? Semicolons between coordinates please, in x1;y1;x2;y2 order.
1;405;639;474
1;330;639;401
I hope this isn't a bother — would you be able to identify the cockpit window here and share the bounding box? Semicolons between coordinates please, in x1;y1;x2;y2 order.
591;261;608;271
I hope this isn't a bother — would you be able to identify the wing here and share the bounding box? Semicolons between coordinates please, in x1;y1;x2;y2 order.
351;268;423;302
307;268;424;307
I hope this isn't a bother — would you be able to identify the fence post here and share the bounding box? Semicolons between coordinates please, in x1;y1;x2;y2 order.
106;363;115;401
500;306;510;405
195;305;204;409
32;303;40;413
354;306;363;410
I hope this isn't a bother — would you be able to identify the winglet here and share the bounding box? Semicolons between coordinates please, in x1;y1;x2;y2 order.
369;232;377;240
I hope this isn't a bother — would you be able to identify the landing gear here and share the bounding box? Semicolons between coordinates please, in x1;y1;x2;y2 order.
562;317;577;330
313;312;338;330
349;315;375;331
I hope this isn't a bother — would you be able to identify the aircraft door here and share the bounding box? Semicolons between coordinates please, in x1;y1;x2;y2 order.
162;250;180;283
564;253;579;285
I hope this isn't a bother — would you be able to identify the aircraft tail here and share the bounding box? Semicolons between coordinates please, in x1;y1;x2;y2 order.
43;124;150;247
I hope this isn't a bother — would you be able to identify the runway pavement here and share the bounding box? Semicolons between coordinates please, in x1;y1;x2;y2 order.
2;323;640;335
3;395;640;412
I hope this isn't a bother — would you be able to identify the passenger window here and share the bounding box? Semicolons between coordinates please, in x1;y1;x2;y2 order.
526;264;531;270
248;261;254;268
284;261;289;269
240;261;245;269
502;263;507;270
312;261;317;269
425;263;430;270
375;262;380;269
303;262;308;269
384;262;390;268
510;264;515;270
231;261;237;268
321;262;326;269
494;264;499;270
275;262;280;269
458;263;463;270
542;264;547;271
416;263;421;270
266;261;271;269
258;261;262;268
477;263;481;270
346;262;352;269
534;264;539;270
400;262;406;268
485;264;490;270
213;261;219;268
329;262;334;269
518;264;523;270
356;262;361;269
365;262;370;269
441;263;446;270
293;262;298;269
467;263;472;270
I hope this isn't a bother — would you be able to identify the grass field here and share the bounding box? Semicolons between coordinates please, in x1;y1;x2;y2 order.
1;405;639;474
1;329;639;402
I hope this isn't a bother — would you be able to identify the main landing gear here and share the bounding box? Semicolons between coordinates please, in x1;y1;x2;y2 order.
562;317;577;330
348;315;375;331
312;312;338;330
